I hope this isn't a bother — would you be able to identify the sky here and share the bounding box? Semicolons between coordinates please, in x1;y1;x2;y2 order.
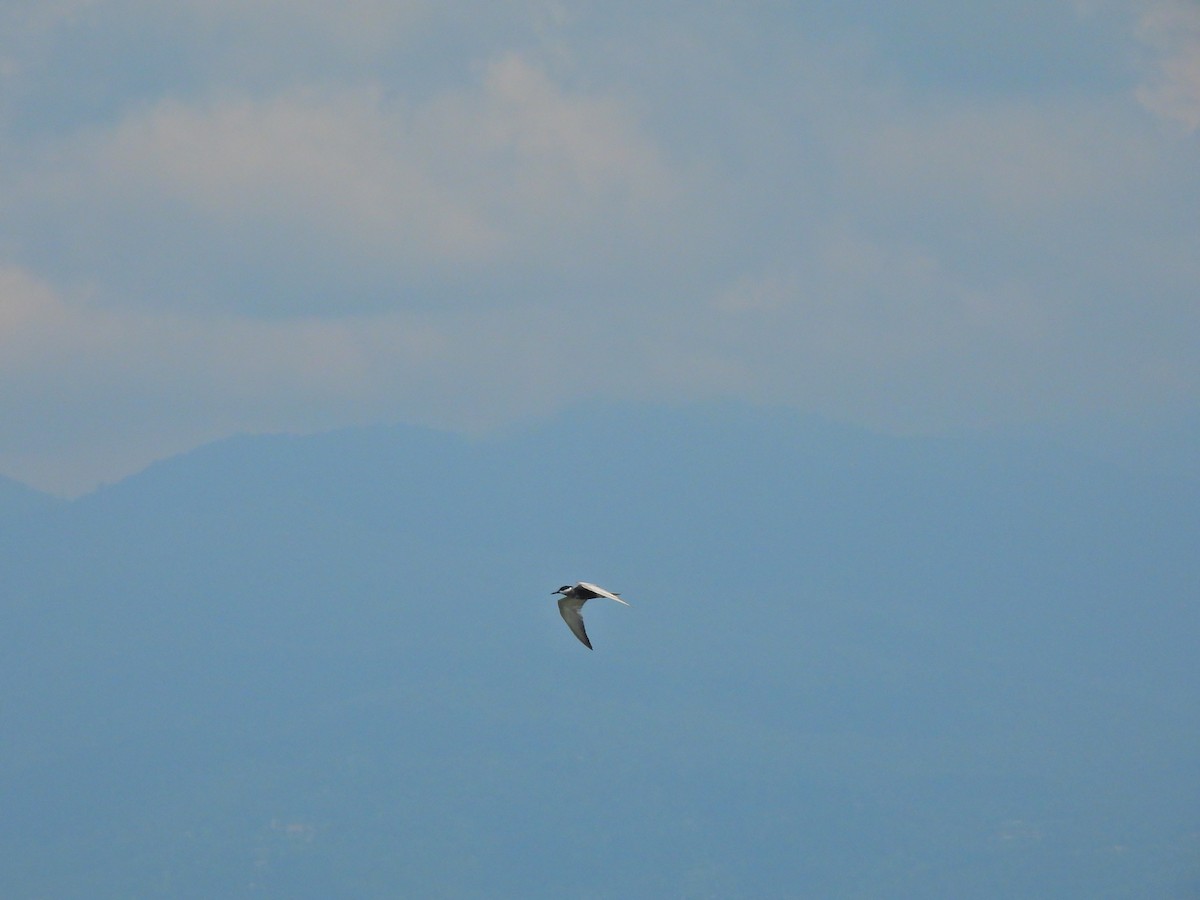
1;0;1198;495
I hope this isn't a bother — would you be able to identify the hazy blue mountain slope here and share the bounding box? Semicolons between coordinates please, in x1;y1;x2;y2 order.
1;404;1196;898
0;473;60;515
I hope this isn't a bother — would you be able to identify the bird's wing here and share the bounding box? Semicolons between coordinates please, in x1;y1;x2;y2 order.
576;582;631;606
558;596;593;649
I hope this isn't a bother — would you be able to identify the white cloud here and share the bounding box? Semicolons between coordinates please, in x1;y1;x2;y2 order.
0;262;682;493
697;236;1067;427
0;264;447;491
455;54;676;218
1136;0;1200;129
35;53;685;315
842;93;1163;224
0;265;120;370
94;87;500;266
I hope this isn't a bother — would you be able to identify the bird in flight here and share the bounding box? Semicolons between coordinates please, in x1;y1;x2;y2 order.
552;582;630;649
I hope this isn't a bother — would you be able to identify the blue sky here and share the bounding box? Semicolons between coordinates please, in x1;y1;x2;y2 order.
1;0;1197;494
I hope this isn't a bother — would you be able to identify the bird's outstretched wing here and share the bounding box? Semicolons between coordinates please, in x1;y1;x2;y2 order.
577;582;631;606
558;596;593;649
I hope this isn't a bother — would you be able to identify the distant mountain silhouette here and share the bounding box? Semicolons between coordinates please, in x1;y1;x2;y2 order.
2;403;1196;898
0;472;60;521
